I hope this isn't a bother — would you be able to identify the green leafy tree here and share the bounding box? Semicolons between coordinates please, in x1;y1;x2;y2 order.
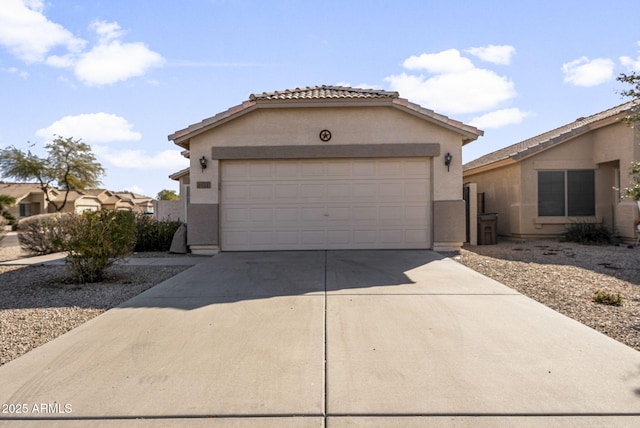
617;72;640;126
156;189;179;200
0;194;16;212
0;136;105;212
0;194;17;224
617;72;640;201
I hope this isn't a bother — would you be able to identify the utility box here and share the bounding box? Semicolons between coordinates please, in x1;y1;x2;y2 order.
477;213;498;245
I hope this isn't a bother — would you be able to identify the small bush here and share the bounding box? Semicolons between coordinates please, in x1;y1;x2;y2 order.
134;214;182;252
63;210;137;283
0;217;7;243
593;289;623;306
17;213;74;255
563;222;612;245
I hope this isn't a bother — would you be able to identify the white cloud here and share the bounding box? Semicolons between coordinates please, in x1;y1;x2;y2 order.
402;49;474;74
36;113;142;143
0;0;85;63
466;45;515;65
90;20;126;43
620;41;640;71
0;1;163;86
469;108;532;129
562;56;614;87
93;146;190;170
74;39;165;86
386;48;517;115
5;66;28;79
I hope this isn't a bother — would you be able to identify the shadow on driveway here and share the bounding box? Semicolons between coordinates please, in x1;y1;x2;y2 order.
119;250;451;310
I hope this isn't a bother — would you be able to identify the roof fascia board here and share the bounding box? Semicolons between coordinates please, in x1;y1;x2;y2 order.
390;102;482;143
463;157;516;176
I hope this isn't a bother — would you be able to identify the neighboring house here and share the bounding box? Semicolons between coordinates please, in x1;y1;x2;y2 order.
0;183;54;219
156;166;190;222
52;190;102;214
84;189;136;211
168;85;482;255
114;192;154;214
463;101;639;242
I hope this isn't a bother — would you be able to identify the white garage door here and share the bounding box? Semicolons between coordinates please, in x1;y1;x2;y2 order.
220;158;431;251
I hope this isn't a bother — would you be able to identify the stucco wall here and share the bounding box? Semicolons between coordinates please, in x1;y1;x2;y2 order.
185;104;469;251
465;162;521;237
466;121;639;240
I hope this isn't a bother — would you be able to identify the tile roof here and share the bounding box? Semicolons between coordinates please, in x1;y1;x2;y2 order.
249;85;399;101
464;101;638;172
169;85;483;146
0;183;48;199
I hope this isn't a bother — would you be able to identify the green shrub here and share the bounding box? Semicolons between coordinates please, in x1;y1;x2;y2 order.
563;222;612;245
134;214;182;252
17;213;74;255
593;289;623;306
0;216;7;243
63;210;137;283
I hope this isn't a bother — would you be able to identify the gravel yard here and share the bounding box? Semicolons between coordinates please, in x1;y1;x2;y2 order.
0;245;189;366
456;239;640;352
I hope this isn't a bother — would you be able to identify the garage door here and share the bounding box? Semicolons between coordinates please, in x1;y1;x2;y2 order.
220;158;431;251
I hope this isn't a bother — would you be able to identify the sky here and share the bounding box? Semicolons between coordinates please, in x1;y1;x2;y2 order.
1;0;639;198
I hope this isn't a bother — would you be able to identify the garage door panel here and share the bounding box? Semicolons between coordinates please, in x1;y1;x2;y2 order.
274;184;298;200
221;159;431;250
378;160;404;176
326;183;351;199
275;207;299;222
301;184;325;199
352;183;376;198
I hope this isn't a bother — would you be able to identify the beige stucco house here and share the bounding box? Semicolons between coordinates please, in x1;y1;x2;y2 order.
168;85;483;255
463;101;640;242
85;189;136;211
0;183;54;219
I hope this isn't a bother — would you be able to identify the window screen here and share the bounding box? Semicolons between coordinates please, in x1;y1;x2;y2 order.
538;170;595;217
567;170;595;216
538;171;565;216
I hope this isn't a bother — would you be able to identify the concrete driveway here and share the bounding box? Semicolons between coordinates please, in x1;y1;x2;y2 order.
0;250;639;427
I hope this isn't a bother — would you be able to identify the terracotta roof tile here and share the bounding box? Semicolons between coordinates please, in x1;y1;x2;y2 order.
464;101;637;172
249;85;398;101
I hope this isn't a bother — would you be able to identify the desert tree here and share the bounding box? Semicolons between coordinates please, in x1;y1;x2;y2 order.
0;136;105;212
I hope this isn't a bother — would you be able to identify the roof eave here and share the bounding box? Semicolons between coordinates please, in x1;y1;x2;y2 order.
391;98;483;143
463;157;517;176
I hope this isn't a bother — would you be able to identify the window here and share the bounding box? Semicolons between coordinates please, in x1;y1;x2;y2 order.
538;170;595;216
19;203;31;217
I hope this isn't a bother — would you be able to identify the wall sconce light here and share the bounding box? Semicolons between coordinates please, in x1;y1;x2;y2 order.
199;156;208;172
444;152;452;172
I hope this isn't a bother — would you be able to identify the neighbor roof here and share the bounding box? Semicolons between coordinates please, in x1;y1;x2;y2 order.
464;101;637;173
0;183;58;200
169;85;483;148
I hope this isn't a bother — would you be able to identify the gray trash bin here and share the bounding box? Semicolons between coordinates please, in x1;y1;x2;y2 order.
477;213;498;245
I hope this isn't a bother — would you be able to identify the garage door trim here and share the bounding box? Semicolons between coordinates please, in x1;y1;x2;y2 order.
212;143;440;160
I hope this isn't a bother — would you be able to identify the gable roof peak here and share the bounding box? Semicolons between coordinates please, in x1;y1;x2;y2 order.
249;85;399;101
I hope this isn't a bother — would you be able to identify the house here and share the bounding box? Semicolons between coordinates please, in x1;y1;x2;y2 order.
463;101;639;242
52;190;103;214
114;192;154;214
155;166;190;222
84;189;136;211
0;183;52;219
168;85;483;255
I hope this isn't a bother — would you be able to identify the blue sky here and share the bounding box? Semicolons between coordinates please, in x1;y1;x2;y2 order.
1;0;639;197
